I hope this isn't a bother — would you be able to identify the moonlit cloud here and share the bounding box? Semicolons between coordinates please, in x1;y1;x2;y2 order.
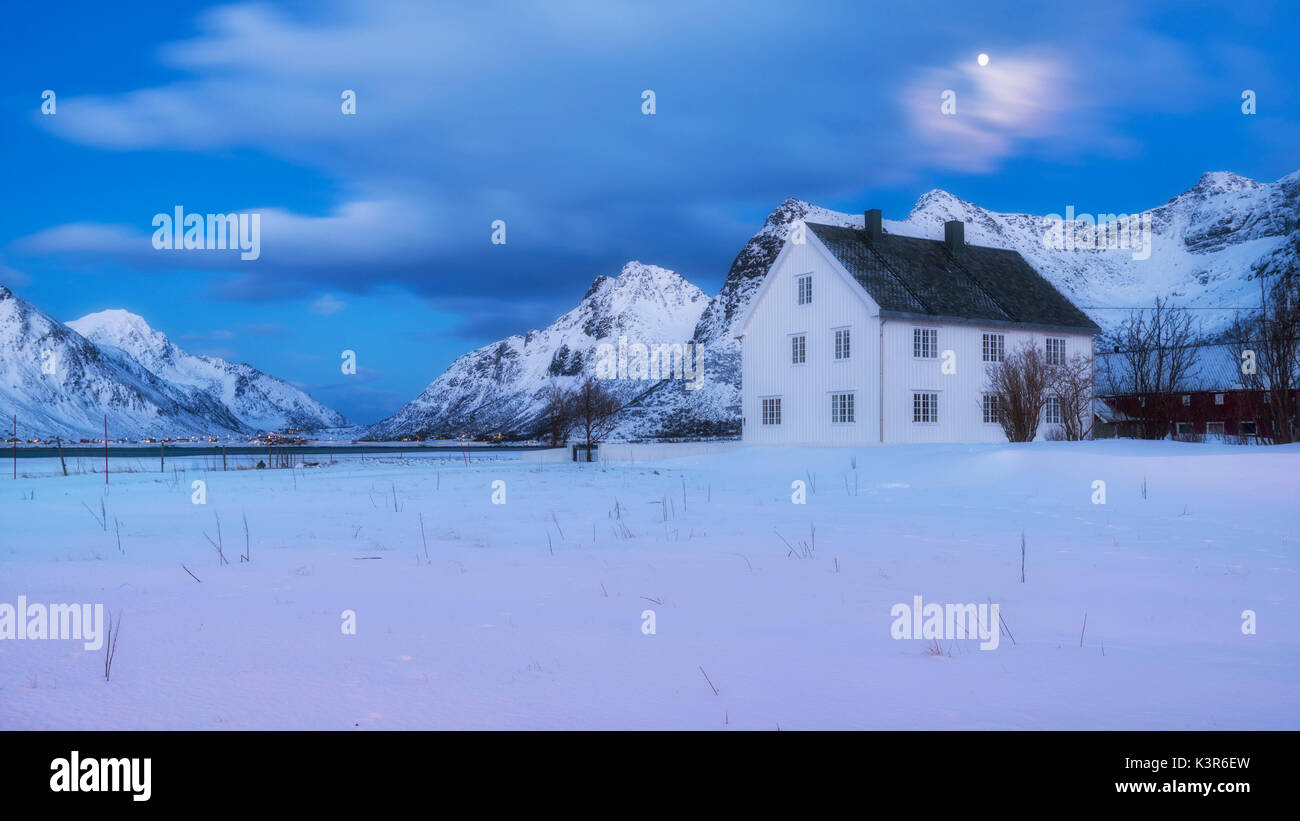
902;55;1079;173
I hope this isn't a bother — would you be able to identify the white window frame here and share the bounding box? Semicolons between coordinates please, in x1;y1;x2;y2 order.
1044;396;1064;424
1176;421;1194;435
830;391;855;424
1240;420;1257;436
913;327;938;359
981;332;1005;363
1206;421;1225;436
760;396;782;426
912;391;939;424
1045;337;1066;365
833;326;851;361
1181;394;1191;406
1214;393;1224;405
790;333;807;366
982;394;1002;425
796;274;813;306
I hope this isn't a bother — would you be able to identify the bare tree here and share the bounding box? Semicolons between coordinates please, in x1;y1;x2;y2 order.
986;342;1052;442
539;383;577;447
1101;297;1200;439
1050;352;1095;441
1230;264;1300;444
573;377;623;460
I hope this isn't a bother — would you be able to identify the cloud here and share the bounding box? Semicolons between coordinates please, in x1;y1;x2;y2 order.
12;0;1255;336
901;55;1092;173
309;294;346;315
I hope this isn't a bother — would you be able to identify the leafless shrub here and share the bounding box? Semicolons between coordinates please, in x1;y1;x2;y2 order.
699;666;720;695
1102;297;1201;439
419;512;429;561
104;609;122;682
777;524;816;559
924;639;951;657
540;382;578;447
1229;260;1300;443
1049;352;1095;440
203;513;229;565
82;499;106;530
986;342;1052;442
573;377;623;459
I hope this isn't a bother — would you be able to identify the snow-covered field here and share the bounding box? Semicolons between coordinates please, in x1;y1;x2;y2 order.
1;442;1297;730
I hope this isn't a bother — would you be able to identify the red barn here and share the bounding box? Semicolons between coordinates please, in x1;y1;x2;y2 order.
1095;343;1298;442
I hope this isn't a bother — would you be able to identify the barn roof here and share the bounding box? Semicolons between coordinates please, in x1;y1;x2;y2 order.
1095;343;1264;394
806;222;1101;333
1093;397;1137;423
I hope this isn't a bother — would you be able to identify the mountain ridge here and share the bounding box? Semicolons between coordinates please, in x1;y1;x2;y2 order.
0;286;348;440
372;169;1299;441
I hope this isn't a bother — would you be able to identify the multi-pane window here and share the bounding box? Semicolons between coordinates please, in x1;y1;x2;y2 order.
1176;422;1194;435
791;334;806;365
913;392;938;423
913;327;937;359
982;394;1002;424
1045;337;1066;365
981;333;1005;363
834;328;851;360
1181;395;1191;406
797;275;812;305
1207;421;1225;436
1214;393;1225;405
1044;396;1063;424
761;397;782;425
831;392;855;424
1240;420;1257;436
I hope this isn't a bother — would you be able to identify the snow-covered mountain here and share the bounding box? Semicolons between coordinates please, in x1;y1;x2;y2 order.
0;285;248;440
0;287;347;440
374;169;1299;441
68;309;348;433
367;261;708;440
891;169;1300;333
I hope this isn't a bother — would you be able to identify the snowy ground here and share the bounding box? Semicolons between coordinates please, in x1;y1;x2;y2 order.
1;442;1297;730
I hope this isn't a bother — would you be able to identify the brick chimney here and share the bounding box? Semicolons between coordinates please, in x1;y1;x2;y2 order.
864;209;883;242
944;219;965;252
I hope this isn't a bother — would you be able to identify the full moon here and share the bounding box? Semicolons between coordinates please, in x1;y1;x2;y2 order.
977;53;990;66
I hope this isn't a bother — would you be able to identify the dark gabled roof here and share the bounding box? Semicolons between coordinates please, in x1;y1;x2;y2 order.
806;222;1101;333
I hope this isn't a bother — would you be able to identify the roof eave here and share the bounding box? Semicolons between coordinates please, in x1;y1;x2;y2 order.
877;309;1101;335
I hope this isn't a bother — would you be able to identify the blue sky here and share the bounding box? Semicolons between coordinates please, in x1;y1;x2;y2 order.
2;0;1296;424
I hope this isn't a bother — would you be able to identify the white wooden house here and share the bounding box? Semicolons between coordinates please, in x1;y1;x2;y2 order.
737;211;1100;444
